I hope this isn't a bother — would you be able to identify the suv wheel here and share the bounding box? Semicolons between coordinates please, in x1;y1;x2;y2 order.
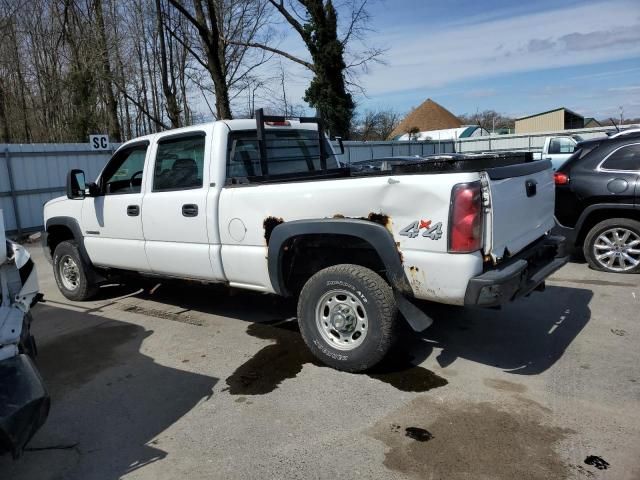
583;218;640;273
53;240;98;300
297;264;397;372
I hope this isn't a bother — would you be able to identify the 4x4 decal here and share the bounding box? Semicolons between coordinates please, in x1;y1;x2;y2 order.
399;220;443;240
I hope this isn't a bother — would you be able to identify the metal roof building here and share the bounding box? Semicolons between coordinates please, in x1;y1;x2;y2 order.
515;107;584;133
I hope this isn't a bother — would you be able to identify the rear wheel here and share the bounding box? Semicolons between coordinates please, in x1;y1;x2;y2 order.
297;264;397;372
53;240;98;300
583;218;640;273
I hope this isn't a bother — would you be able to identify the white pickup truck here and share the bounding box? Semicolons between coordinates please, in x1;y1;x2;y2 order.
532;135;580;171
43;111;567;371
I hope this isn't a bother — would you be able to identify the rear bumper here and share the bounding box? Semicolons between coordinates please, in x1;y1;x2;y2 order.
464;235;568;307
0;354;50;458
552;217;577;248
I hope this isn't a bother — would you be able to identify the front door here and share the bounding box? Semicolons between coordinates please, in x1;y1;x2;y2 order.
81;142;151;271
141;132;215;279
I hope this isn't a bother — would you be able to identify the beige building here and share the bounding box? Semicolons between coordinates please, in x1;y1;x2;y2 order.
515;107;584;133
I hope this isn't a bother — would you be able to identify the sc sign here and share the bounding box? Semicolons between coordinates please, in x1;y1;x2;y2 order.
89;134;110;150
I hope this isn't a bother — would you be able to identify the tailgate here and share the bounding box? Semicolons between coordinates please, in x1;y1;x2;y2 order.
486;160;555;259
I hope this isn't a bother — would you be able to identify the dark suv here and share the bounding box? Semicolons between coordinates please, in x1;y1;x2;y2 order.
554;130;640;273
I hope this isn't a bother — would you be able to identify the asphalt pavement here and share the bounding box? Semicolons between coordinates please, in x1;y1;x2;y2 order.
1;245;639;479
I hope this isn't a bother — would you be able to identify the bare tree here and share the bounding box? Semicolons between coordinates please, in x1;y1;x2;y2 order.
226;0;384;138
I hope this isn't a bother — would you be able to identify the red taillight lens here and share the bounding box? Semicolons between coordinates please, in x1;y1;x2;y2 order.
554;172;569;185
449;182;483;253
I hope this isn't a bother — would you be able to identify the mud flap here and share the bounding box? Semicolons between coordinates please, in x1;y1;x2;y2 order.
0;354;50;458
394;292;433;332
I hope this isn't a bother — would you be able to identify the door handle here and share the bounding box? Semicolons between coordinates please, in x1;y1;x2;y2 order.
127;205;140;216
182;204;198;217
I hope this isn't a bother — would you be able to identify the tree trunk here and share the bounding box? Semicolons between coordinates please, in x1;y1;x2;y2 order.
155;0;181;128
0;79;10;142
94;0;122;141
168;0;232;119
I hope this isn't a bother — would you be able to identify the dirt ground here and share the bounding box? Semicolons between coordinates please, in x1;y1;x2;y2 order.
1;246;639;479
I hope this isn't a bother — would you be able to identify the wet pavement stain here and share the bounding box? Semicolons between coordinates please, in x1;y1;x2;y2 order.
585;455;609;470
369;397;571;480
404;427;433;442
225;320;448;395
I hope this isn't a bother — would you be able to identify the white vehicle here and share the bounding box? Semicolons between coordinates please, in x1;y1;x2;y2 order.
533;136;580;171
0;210;49;458
43;110;567;371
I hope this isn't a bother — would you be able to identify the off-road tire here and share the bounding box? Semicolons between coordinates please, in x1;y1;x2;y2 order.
583;218;640;274
297;264;397;372
53;240;98;300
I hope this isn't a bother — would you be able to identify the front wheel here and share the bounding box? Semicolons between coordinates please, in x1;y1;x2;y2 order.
53;240;98;300
583;218;640;273
297;264;397;372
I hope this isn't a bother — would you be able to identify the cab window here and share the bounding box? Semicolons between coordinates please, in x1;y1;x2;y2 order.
226;129;338;179
601;144;640;171
548;138;575;154
153;134;205;191
101;144;148;195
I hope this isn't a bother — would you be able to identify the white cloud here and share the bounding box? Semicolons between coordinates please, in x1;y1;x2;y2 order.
360;1;640;96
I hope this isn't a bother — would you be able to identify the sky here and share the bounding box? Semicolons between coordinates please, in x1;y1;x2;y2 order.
267;0;640;120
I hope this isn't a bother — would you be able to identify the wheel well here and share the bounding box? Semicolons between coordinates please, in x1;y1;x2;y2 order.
46;224;75;256
280;234;386;296
577;209;640;246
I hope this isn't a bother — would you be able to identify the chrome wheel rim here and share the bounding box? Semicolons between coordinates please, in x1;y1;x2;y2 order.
59;255;80;291
315;289;368;351
593;228;640;272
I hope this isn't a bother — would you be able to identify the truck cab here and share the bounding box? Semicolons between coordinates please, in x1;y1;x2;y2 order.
533;136;579;171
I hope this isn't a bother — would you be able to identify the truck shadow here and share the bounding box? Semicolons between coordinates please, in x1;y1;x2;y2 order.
128;281;592;384
415;285;593;375
0;304;217;480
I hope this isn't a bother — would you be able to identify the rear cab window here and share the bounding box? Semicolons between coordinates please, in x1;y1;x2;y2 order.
225;129;340;182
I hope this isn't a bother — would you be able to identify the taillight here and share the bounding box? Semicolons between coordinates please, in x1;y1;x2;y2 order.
554;172;570;185
449;182;483;253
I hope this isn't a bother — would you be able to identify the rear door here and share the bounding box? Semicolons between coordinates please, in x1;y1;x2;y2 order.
486;162;555;259
141;131;217;279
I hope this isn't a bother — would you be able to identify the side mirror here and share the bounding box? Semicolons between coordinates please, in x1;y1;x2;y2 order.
334;136;345;154
66;169;86;199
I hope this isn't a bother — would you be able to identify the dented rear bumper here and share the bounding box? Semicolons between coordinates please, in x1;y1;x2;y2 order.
464;235;568;307
0;354;50;458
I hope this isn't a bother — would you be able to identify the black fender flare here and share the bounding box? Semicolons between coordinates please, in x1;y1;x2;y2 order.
267;218;412;297
44;216;93;268
575;203;639;237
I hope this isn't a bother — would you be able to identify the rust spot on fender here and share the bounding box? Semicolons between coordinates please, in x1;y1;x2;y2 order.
263;216;284;244
366;212;391;228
